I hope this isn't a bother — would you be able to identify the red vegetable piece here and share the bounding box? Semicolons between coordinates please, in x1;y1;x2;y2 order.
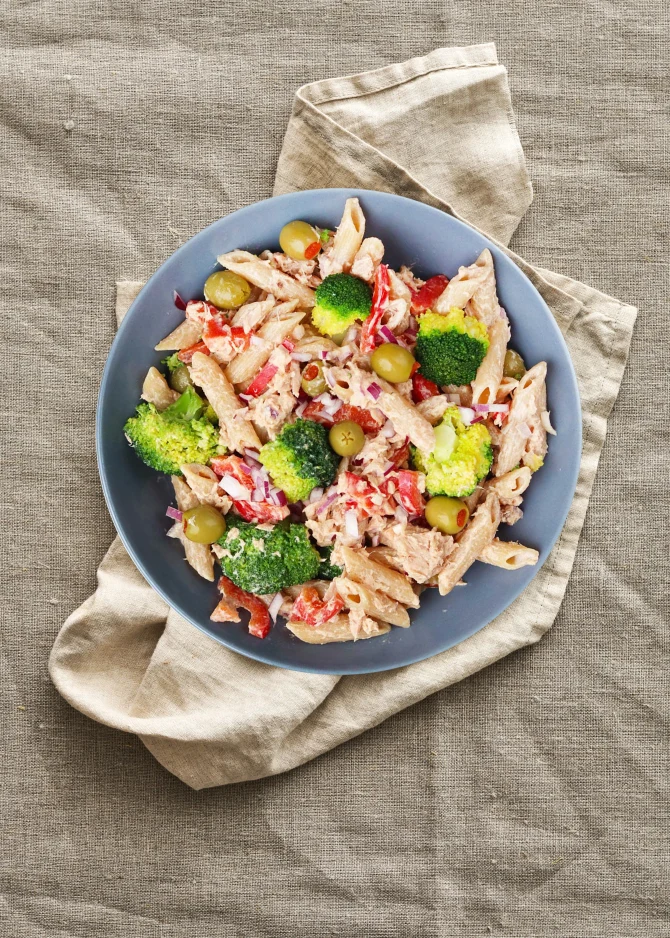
412;372;441;403
215;576;271;638
410;274;449;313
245;362;278;397
338;404;383;434
360;263;390;354
301;401;334;426
178;341;210;364
290;586;344;627
281;338;296;352
395;470;425;515
304;240;321;260
390;440;410;468
210;454;255;489
232;499;290;524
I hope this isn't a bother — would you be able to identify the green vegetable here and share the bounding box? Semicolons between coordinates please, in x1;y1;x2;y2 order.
217;517;321;594
415;308;489;387
161;352;184;373
259;418;339;503
317;544;343;581
124;387;222;475
329;420;365;457
412;406;493;497
311;273;372;337
370;344;416;383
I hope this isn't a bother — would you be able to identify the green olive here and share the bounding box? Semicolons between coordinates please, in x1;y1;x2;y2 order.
425;496;470;535
204;270;252;310
182;504;226;544
329;420;366;457
279;220;321;261
370;344;416;383
503;349;526;380
300;361;327;397
168;364;193;394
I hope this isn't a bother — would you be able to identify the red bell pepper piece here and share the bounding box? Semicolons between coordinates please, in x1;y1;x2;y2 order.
178;341;210;364
214;576;271;638
390;440;410;468
209;454;255;489
360;264;390;354
232;499;290;524
395;470;425;516
304;240;321;260
301;401;382;432
301;401;333;425
412;372;441;403
289;586;344;627
245;362;278;397
410;274;449;313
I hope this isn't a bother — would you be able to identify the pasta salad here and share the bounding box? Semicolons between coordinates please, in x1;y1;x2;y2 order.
124;198;555;644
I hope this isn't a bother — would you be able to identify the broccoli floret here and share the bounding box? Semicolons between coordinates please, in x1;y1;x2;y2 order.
412;406;493;497
259;418;339;503
124;386;222;475
312;273;372;337
415;308;489;387
161;352;183;373
217;517;321;594
316;544;343;581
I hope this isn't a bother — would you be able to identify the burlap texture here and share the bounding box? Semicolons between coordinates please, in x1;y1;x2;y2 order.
4;5;668;936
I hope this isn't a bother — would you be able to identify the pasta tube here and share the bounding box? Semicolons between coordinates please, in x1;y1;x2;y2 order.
333;575;411;628
225;311;305;387
494;362;548;477
141;367;178;411
335;545;420;608
154;318;202;351
471;317;510;407
319;197;366;277
437;493;501;596
171;476;215;581
479;539;539;569
433;249;492;313
189;351;262;453
286;614;390;644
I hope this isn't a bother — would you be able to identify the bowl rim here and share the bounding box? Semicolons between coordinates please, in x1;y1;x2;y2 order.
97;187;582;674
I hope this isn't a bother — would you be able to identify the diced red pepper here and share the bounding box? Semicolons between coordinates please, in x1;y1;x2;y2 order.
304;241;321;260
281;338;296;352
245;362;278;397
178;341;210;364
232;499;290;524
301;401;333;425
289;586;344;627
360;264;390;354
395;470;425;516
410;274;449;313
214;576;271;639
412;372;441;403
301;401;382;432
210;454;255;490
390;440;411;468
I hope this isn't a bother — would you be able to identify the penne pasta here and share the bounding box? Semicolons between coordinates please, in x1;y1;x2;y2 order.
471;316;510;406
479;539;539;570
319;197;366;277
154;318;202;351
333;575;411;628
335;545;420;608
494;362;548;477
217;250;316;308
231;296;277;332
225;310;306;388
469;249;501;328
286;613;390;644
180;463;231;511
171;476;215;581
437;493;501;596
486;466;532;504
350;236;384;282
433;249;492;313
141;367;178;411
189;351;262;453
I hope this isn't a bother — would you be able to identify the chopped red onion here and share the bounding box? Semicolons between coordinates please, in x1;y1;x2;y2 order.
166;505;183;522
268;592;284;622
379;325;398;344
268;407;279;419
238;462;252;476
295;401;307;417
243;449;261;466
263;480;271;498
394;505;409;523
381;419;396;438
406;316;418;335
273;488;288;507
518;422;532;439
370;533;380;547
487;403;510;414
173;290;187;311
338;346;353;361
220;475;251;500
382;461;395;475
541;410;557;435
315;492;338;516
324;369;336;388
250;335;265;347
320;349;328;360
367;382;382;400
238;393;252;402
344;509;359;538
472;415;485;424
473;404;490;413
252;489;263;502
309;487;324;503
458;406;476;425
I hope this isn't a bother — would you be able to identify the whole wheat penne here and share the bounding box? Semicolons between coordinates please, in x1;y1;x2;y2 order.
471;316;510;407
286;614;390;644
495;362;548;476
469;249;501;328
335;545;420;608
333;575;411;628
225;311;306;388
437;493;501;596
433;249;492;313
217;250;315;308
180;463;231;511
486;466;532;504
319;197;366;277
479;539;539;570
141;367;178;411
154;318;202;351
189;351;262;453
171;476;215;581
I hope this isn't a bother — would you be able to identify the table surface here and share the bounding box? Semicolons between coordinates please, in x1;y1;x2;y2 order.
3;3;668;936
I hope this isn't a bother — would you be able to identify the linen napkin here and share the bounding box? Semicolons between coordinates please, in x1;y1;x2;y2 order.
50;44;636;790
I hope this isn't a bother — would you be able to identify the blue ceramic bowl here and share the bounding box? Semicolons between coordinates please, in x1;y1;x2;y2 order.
97;189;581;675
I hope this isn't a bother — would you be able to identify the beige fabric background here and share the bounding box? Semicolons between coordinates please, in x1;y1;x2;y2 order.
2;3;668;936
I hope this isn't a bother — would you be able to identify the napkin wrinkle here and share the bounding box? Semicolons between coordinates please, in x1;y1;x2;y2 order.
49;43;637;789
